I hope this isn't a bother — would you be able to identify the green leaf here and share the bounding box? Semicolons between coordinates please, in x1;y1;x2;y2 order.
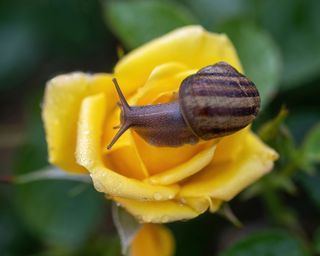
286;110;320;145
302;123;320;163
258;107;288;143
218;20;281;109
112;203;141;255
14;180;104;250
257;0;320;88
314;227;320;254
219;229;308;256
0;199;40;255
297;172;320;209
78;235;121;256
14;166;92;184
181;0;251;28
0;21;41;91
104;0;197;49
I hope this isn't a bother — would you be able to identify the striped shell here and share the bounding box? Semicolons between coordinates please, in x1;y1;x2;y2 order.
179;62;260;140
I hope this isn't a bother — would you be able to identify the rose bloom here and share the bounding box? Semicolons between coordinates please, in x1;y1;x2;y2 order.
42;26;278;225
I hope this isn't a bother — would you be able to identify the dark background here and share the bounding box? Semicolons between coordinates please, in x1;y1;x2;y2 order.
0;0;319;255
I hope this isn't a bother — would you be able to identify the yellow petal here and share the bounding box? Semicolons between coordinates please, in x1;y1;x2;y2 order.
209;198;223;213
213;126;250;164
130;224;175;256
145;142;216;185
114;196;208;223
42;72;114;173
133;62;190;105
115;26;242;97
102;100;149;180
180;196;213;214
76;94;179;200
180;132;278;201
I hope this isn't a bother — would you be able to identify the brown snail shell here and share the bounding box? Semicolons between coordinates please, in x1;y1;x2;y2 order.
179;62;260;140
107;62;260;149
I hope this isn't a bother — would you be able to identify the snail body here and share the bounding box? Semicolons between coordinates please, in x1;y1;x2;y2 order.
107;62;260;149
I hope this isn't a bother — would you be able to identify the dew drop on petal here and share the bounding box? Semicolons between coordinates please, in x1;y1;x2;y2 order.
153;192;163;201
92;179;105;192
160;215;169;223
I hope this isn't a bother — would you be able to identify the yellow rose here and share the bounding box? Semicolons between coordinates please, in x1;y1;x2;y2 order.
130;224;174;256
42;26;278;224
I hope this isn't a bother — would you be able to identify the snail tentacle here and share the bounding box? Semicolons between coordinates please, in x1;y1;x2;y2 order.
107;78;132;150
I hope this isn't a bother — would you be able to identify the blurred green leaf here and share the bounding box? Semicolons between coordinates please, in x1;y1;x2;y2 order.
257;108;300;177
257;0;320;88
314;227;320;255
302;123;320;163
242;173;296;200
78;235;121;256
14;166;91;184
181;0;251;28
286;110;320;145
0;21;41;91
31;0;110;56
0;201;40;255
258;107;288;142
104;0;197;49
112;203;141;255
219;20;281;109
219;229;308;256
15;180;104;250
297;172;320;210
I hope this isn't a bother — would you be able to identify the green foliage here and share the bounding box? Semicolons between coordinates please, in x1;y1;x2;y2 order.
314;227;320;255
0;22;41;91
257;0;320;88
302;123;320;164
297;171;320;210
1;0;320;255
181;0;251;28
219;230;309;256
15;181;104;249
104;0;197;49
258;107;288;142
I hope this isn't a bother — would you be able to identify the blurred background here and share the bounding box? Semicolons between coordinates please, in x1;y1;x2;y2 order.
0;0;319;255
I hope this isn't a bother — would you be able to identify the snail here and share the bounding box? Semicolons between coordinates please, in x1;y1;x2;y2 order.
107;61;260;149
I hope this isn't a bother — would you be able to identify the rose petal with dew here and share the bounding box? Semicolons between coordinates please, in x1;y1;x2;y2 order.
130;224;174;256
114;196;209;223
42;73;115;173
179;132;278;201
76;93;179;200
145;142;216;185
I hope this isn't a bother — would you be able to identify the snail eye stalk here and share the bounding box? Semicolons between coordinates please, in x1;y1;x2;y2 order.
107;78;131;150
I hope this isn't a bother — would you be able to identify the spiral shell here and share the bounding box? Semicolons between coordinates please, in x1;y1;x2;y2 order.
179;61;260;140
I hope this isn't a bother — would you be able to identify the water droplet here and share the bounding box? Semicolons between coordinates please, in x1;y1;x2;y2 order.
153;192;163;201
160;215;169;223
93;180;104;192
143;216;152;223
179;197;187;204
